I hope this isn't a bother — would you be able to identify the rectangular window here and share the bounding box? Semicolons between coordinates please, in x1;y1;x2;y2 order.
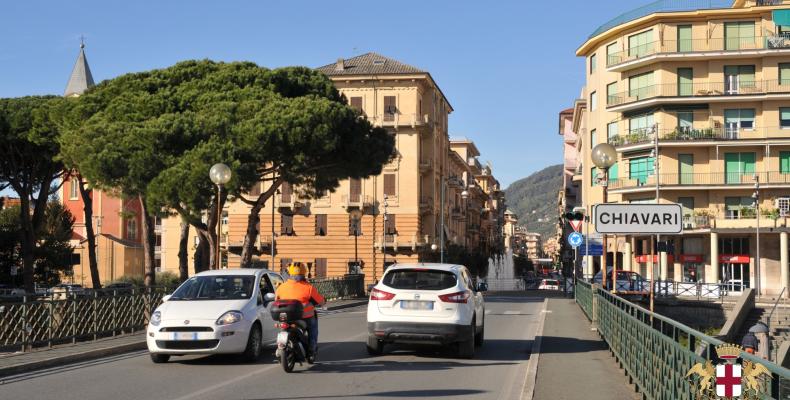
281;214;294;235
383;96;397;121
590;129;596;147
126;219;137;240
724;21;755;50
724;109;755;138
383;173;396;197
781;151;790;174
315;214;327;236
385;214;397;234
608;162;619;183
607;42;619;65
724;152;756;184
782;108;790;128
590;53;596;74
677;25;692;52
629;113;654;135
725;197;754;219
70;179;79;200
314;258;327;278
349;214;362;235
628;29;654;58
350;96;363;112
279;258;292;275
724;65;755;93
280;182;292;203
591;167;598;187
349;178;361;203
590;91;597;111
677;111;694;130
629;157;655;185
678;197;695;220
606;82;617;105
629;71;654;100
781;63;790;85
679;154;694;184
607;122;618;142
677;68;693;96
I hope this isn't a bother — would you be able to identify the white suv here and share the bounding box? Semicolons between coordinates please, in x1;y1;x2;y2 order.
366;263;485;358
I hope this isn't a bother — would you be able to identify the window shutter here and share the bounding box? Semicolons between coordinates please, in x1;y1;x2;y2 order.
281;214;293;235
350;97;363;112
384;96;396;121
348;215;362;235
350;178;361;202
281;182;292;203
386;214;397;234
780;64;790;85
315;258;327;278
384;174;396;196
315;214;327;236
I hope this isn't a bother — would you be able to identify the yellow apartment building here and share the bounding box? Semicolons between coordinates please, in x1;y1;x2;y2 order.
577;0;790;295
216;53;502;283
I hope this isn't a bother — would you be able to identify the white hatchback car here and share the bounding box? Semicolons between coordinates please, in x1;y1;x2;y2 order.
146;269;285;363
366;263;485;358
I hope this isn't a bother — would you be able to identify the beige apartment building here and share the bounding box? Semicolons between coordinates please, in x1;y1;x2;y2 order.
216;53;503;283
577;0;790;295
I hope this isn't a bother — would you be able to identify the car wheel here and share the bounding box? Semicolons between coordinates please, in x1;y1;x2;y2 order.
457;319;475;359
475;316;485;347
241;324;262;362
366;335;384;356
150;353;170;364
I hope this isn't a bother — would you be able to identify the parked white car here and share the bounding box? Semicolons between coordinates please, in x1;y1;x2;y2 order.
146;269;284;363
366;263;485;359
538;279;560;290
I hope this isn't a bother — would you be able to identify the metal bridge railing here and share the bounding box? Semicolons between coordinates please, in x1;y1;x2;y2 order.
309;274;366;301
0;287;170;353
577;283;790;399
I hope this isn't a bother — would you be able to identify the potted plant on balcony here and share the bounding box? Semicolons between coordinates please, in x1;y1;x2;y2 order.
693;209;715;228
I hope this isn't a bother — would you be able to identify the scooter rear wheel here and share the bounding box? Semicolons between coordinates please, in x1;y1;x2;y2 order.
280;342;296;372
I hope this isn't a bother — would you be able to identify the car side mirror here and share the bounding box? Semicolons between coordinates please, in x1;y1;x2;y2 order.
264;293;275;302
476;282;487;292
162;294;171;302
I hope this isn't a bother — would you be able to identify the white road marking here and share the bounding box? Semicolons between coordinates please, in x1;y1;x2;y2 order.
519;299;549;400
169;332;368;400
503;311;520;315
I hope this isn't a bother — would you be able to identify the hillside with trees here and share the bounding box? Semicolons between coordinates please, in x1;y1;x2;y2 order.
504;164;563;239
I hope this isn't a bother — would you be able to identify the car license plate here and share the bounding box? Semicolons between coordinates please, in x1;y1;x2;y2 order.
277;331;289;346
172;332;198;341
400;300;433;310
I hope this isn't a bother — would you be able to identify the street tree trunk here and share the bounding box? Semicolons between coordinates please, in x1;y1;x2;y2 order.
15;175;53;293
239;177;283;268
178;220;189;282
139;196;156;287
193;231;210;273
77;175;101;289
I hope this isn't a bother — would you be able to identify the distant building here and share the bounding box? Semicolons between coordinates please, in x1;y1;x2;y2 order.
0;196;21;210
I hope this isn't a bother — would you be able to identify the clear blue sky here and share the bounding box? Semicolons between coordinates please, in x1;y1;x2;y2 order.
0;0;631;188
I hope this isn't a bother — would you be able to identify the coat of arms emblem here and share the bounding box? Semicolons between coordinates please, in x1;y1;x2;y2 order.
686;344;771;399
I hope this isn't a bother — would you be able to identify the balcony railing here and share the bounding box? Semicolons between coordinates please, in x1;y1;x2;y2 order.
341;194;372;209
606;35;790;67
609;126;790;147
608;171;790;190
419;196;433;212
370;113;433;128
607;79;790;107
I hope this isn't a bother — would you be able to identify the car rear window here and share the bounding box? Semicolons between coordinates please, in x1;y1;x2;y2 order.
545;280;559;285
382;269;457;290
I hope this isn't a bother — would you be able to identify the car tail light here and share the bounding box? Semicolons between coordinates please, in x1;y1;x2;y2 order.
439;291;470;303
275;322;289;329
370;288;395;301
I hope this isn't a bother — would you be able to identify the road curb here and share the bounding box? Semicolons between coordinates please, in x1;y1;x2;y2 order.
0;340;146;378
520;298;549;400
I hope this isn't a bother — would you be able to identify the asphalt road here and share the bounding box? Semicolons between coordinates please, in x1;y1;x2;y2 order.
0;293;546;400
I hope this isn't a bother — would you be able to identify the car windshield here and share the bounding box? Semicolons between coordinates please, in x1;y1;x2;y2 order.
170;275;255;300
382;269;457;290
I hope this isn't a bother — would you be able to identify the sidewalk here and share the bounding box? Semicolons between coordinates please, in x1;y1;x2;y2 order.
0;297;367;378
532;297;639;400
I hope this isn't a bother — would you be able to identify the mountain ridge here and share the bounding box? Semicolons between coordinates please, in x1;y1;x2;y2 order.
503;164;563;240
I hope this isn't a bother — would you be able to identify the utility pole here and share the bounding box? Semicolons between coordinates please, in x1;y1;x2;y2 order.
753;174;761;296
652;124;659;313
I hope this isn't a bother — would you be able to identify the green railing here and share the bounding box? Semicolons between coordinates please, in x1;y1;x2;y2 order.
309;274;366;301
577;283;790;399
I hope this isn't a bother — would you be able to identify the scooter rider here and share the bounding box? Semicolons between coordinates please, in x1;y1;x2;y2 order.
275;263;326;355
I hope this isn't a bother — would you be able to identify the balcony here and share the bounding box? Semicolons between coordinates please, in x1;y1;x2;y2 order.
608;171;790;192
419;196;433;213
609;126;790;150
276;193;304;210
341;194;373;209
419;158;433;173
606;35;790;72
606;80;790;112
451;206;464;219
371;113;433;129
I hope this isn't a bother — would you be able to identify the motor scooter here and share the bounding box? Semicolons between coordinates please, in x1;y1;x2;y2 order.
269;298;315;372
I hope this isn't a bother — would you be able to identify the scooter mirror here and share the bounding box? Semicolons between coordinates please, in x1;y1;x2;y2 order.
264;293;276;302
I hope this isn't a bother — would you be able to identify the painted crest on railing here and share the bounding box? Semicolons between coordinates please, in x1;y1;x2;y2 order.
686;344;771;399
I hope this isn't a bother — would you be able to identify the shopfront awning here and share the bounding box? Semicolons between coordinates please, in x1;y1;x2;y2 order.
773;9;790;27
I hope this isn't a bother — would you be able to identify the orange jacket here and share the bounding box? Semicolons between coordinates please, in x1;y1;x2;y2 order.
275;279;326;319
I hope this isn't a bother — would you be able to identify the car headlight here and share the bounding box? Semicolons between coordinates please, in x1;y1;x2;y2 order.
150;311;162;326
216;311;243;326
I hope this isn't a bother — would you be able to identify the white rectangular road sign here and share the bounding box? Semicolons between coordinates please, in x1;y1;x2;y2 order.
594;203;683;234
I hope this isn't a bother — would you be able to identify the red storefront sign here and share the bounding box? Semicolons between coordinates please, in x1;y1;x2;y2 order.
719;254;750;263
679;254;703;263
635;255;675;264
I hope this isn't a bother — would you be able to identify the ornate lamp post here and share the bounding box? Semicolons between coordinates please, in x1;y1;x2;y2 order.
350;208;363;273
209;163;231;269
461;190;469;249
591;143;617;290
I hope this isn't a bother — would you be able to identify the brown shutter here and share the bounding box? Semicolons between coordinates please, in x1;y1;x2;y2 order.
280;258;292;275
281;182;292;203
315;214;327;236
249;182;261;197
350;97;363;113
281;214;293;235
349;214;362;235
350;178;361;203
383;174;396;197
386;214;396;234
315;258;327;278
384;96;396;121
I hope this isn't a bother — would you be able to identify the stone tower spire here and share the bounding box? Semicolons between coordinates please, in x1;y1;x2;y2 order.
64;39;95;97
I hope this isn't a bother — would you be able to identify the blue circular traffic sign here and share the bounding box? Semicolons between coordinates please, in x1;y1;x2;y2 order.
568;232;583;248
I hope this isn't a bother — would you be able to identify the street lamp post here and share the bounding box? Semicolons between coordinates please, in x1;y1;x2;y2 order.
209;163;231;270
591;143;617;291
350;208;363;273
753;174;761;295
381;195;388;280
461;190;469;250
